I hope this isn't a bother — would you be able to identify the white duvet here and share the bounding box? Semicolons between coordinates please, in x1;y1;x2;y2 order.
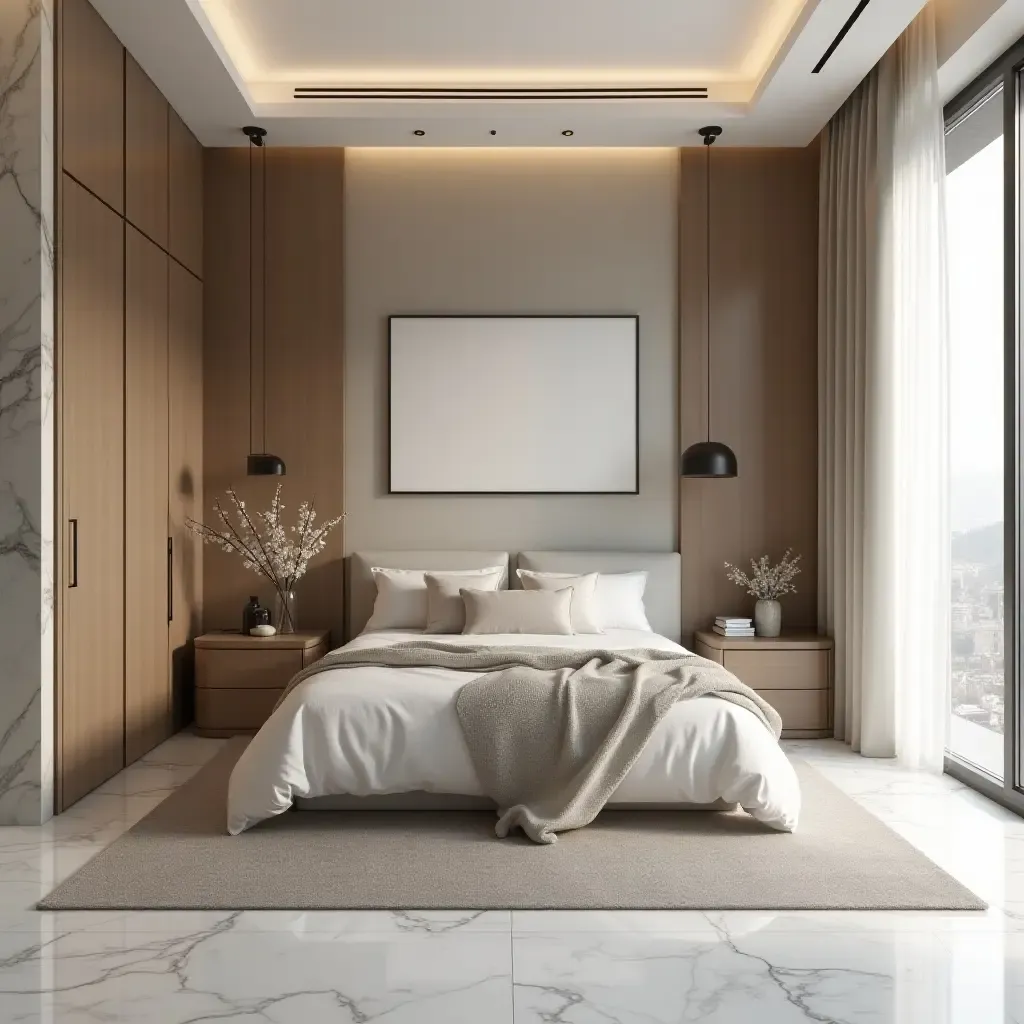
227;629;801;835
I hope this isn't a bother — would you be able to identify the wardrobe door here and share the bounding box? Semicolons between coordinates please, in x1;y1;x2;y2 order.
169;111;203;277
168;261;203;728
125;54;169;248
61;0;124;213
124;226;171;764
60;175;125;808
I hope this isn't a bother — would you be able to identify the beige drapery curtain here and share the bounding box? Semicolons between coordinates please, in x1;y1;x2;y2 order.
818;7;950;769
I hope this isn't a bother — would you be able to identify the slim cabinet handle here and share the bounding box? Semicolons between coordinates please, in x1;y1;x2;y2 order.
167;537;173;623
68;519;78;588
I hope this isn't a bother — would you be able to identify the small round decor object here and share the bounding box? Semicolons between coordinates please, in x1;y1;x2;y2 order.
250;624;277;638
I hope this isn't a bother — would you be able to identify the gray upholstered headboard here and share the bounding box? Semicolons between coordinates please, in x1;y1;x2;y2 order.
347;551;509;638
347;549;680;643
515;551;681;642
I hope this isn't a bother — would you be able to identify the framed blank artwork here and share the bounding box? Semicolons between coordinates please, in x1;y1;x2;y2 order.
388;315;639;494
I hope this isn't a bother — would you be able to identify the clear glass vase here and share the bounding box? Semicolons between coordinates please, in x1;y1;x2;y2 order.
273;589;298;634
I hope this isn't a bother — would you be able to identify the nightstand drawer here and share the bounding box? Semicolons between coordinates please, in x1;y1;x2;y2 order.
724;649;829;690
196;648;303;689
196;688;283;732
766;689;830;732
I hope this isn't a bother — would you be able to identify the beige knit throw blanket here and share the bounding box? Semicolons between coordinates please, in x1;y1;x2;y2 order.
274;642;782;844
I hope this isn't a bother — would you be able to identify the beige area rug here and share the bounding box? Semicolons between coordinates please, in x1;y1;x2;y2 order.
41;739;985;911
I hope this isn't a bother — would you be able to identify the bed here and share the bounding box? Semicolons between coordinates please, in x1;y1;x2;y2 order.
226;550;801;835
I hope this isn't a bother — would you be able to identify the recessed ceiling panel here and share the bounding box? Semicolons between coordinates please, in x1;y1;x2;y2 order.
92;0;934;147
201;0;794;82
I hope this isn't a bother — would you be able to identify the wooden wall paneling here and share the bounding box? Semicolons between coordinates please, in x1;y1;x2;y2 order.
202;148;273;629
125;54;169;248
679;149;710;647
169;110;204;277
61;0;124;212
59;174;125;807
265;149;346;643
168;261;204;729
203;148;345;636
679;147;819;644
124;226;171;764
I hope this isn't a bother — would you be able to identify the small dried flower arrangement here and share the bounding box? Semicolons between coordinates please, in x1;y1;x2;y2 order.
187;484;344;631
724;549;802;601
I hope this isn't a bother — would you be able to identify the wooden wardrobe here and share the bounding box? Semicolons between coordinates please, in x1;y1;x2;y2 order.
58;0;204;809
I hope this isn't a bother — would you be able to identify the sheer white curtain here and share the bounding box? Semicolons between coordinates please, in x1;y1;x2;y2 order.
818;7;950;770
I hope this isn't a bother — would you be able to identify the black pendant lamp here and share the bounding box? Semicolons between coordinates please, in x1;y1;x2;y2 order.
243;125;286;476
681;126;737;479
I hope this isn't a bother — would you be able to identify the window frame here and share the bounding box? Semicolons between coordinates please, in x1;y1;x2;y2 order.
943;36;1024;814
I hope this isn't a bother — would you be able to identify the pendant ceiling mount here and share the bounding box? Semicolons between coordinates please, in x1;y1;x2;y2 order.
681;125;738;479
242;125;267;147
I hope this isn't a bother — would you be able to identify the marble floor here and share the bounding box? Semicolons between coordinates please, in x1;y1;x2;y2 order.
0;736;1021;1023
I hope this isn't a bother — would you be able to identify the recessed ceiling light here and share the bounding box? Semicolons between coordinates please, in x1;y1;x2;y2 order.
413;129;425;136
489;130;497;135
562;130;574;137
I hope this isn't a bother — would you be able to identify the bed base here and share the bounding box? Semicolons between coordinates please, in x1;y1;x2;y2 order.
295;793;735;812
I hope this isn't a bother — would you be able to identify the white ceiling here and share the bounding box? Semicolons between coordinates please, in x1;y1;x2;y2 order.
202;0;778;82
90;0;945;147
936;0;1024;101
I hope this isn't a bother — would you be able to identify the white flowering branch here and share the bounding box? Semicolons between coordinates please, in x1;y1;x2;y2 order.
187;485;345;627
724;549;801;601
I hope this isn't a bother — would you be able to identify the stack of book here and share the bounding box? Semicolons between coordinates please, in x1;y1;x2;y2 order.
713;616;755;637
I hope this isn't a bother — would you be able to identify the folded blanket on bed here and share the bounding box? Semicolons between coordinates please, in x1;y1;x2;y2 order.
274;642;782;844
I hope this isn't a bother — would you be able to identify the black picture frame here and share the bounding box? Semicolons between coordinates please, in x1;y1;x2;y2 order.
387;313;640;496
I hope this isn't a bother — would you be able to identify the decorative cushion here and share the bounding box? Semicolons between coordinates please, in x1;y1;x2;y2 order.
461;588;574;635
516;569;651;631
424;568;505;633
517;569;603;633
365;566;504;631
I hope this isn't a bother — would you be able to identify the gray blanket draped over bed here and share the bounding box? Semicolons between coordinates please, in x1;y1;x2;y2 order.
275;642;782;844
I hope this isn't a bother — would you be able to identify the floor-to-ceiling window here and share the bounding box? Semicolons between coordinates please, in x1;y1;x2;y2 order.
944;49;1023;811
945;86;1005;782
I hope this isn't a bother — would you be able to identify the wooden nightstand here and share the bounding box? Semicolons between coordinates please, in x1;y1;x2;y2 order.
194;630;330;736
693;630;833;738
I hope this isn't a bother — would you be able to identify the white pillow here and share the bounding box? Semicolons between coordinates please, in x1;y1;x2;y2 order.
365;566;505;631
594;571;651;630
461;588;574;635
517;569;603;634
516;569;651;631
424;568;504;633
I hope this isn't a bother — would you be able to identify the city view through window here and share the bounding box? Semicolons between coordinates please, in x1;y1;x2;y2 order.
946;93;1004;779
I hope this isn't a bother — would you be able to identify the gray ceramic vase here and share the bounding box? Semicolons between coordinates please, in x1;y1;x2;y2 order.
754;599;782;638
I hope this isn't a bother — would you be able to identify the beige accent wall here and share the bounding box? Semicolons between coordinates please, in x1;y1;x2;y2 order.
343;148;680;562
202;144;818;646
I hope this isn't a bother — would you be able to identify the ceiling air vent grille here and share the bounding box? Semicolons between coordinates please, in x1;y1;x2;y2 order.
812;0;872;74
293;86;709;101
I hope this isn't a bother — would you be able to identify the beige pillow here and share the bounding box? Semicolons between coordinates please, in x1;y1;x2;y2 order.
424;568;504;633
461;587;574;635
517;569;603;634
516;569;651;631
365;566;504;631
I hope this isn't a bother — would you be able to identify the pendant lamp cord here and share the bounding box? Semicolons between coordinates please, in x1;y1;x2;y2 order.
705;135;712;443
262;142;268;455
248;133;254;453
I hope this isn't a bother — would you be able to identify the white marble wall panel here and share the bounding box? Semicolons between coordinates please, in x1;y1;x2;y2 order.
0;0;55;824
